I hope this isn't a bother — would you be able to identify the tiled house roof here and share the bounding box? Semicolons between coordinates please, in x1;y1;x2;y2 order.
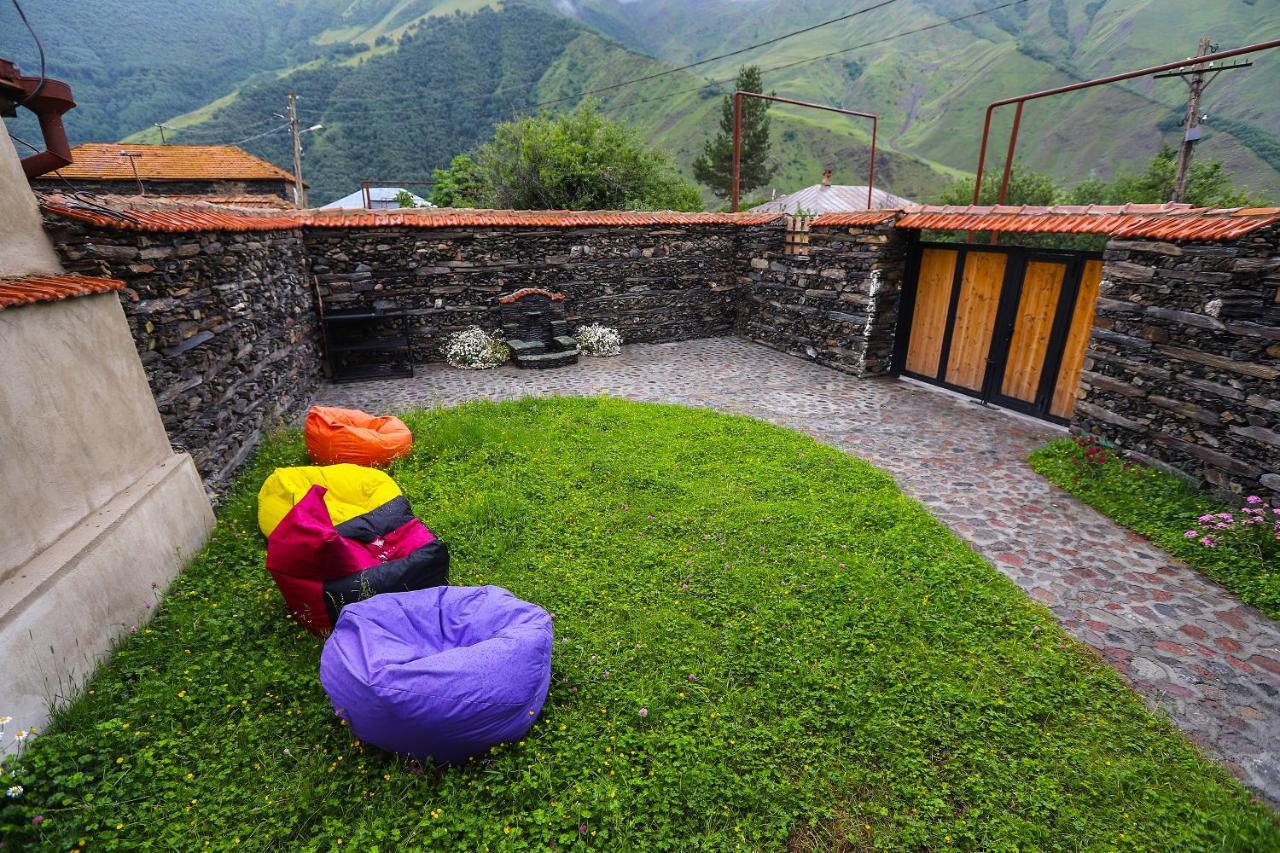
45;143;300;185
0;274;125;312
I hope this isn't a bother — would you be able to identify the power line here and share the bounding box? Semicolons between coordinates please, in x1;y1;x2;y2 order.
531;0;902;109
9;0;46;105
595;0;1034;114
241;0;905;121
166;0;1029;148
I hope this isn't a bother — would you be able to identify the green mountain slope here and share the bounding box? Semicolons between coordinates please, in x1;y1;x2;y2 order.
0;0;412;145
554;0;1280;198
119;4;953;204
5;0;1276;203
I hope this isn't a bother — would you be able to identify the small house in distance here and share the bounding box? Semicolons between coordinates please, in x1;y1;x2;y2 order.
322;187;434;210
752;169;914;214
31;143;303;205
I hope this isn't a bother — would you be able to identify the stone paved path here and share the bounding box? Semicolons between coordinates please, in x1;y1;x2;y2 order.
314;337;1280;807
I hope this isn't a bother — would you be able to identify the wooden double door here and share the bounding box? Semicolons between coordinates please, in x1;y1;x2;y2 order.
894;242;1102;422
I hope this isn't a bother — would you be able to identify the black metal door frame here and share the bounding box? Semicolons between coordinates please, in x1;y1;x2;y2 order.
891;240;1100;424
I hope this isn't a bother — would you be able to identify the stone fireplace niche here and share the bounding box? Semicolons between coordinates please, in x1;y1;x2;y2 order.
499;288;579;369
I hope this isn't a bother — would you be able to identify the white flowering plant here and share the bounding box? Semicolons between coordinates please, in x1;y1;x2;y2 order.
443;327;510;369
574;324;622;357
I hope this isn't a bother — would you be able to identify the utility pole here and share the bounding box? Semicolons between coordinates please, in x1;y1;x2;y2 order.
288;91;307;208
154;123;168;144
1154;36;1252;203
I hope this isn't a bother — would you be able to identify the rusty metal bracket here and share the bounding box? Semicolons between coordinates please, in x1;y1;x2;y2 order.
731;91;878;212
973;38;1280;207
0;57;76;180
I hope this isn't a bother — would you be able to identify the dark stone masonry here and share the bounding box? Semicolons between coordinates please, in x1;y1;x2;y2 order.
736;220;908;377
44;218;321;498
37;207;1279;505
1078;224;1280;502
306;225;743;359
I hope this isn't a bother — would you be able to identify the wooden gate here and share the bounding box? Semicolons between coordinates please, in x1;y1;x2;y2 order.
893;242;1102;422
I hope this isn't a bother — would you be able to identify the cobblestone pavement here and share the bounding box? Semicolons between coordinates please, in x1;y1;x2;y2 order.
314;337;1280;807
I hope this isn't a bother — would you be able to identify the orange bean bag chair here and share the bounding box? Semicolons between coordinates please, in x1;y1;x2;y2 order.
305;406;413;468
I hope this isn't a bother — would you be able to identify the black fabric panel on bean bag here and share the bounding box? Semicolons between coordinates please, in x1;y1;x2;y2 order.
334;496;418;542
322;540;450;624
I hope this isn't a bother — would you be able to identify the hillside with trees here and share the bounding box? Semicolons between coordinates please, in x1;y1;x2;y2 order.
4;0;1277;204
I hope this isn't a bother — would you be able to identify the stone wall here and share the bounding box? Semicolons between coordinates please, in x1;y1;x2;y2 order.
306;224;744;359
1077;225;1280;502
32;178;294;200
44;217;322;497
735;220;909;376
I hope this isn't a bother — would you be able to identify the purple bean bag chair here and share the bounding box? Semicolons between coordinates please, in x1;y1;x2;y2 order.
319;585;553;764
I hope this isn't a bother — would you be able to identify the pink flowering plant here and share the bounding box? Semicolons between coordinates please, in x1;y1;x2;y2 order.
1032;437;1280;619
1184;495;1280;560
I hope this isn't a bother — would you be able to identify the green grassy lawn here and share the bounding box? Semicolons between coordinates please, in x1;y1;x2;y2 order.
1030;438;1280;621
3;399;1277;849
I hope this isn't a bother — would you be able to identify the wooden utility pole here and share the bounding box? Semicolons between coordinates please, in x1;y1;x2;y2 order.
1155;36;1252;203
288;91;307;208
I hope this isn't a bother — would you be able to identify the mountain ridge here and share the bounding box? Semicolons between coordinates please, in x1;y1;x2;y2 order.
3;0;1277;204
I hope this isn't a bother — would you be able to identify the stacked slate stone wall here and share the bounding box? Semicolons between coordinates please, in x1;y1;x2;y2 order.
735;220;909;376
31;178;294;201
45;217;321;498
1078;225;1280;502
305;225;743;359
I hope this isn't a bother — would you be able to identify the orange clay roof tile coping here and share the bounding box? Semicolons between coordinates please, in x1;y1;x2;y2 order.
39;199;784;233
37;197;1280;241
42;143;301;185
893;203;1280;240
0;274;125;312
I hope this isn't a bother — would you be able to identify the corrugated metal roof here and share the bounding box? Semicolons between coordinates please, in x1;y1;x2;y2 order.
750;184;914;214
321;188;434;209
39;143;300;184
0;274;125;312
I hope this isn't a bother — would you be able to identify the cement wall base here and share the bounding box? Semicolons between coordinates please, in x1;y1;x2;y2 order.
0;453;214;750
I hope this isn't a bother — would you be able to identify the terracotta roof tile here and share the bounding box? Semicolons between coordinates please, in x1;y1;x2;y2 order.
894;203;1280;240
40;199;782;233
37;196;1279;242
44;143;299;184
811;211;899;227
194;195;296;210
0;274;125;312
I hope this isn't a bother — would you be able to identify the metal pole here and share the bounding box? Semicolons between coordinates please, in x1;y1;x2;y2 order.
1173;36;1213;203
288;91;306;208
996;100;1024;206
729;91;879;211
731;92;742;213
866;117;877;210
972;37;1280;210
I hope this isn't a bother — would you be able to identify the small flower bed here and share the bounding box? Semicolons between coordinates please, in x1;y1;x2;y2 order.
574;323;622;357
1030;437;1280;619
443;326;509;369
1184;495;1280;556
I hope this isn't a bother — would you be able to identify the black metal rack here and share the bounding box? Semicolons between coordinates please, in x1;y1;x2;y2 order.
321;301;414;383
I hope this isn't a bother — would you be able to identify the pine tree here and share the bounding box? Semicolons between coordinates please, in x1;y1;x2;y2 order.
693;66;777;200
